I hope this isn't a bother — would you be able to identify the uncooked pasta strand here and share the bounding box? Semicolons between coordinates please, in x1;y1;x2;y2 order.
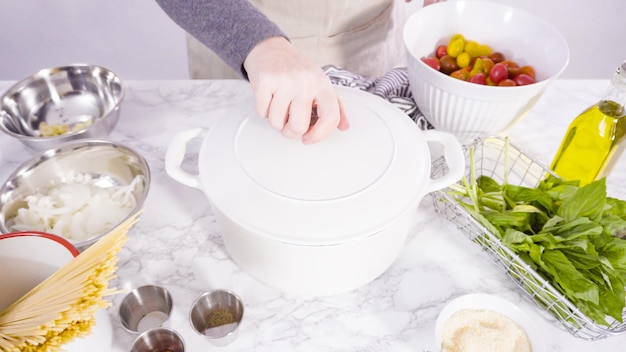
0;211;140;350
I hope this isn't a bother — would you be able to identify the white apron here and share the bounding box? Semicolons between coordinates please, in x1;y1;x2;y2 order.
186;0;408;79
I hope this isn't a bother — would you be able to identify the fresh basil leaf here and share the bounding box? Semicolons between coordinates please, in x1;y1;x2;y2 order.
599;238;626;272
541;250;599;304
477;175;502;193
601;215;626;239
557;178;607;222
596;272;625;322
543;215;565;229
541;217;602;240
482;210;531;231
502;229;531;246
504;184;556;215
561;248;602;270
606;197;626;218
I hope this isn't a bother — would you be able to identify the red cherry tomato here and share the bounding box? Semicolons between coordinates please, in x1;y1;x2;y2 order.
435;45;448;59
469;72;487;85
513;73;536;86
421;57;441;71
488;52;505;64
489;63;509;84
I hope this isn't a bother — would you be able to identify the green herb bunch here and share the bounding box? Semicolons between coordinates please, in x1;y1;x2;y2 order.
449;147;626;327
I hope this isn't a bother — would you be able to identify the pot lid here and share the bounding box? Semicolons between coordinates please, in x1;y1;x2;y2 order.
199;86;431;245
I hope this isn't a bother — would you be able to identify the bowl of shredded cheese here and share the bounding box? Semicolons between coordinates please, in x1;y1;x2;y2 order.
0;139;150;250
435;293;544;352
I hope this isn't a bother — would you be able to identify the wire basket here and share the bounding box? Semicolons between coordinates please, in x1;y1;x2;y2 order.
430;136;626;341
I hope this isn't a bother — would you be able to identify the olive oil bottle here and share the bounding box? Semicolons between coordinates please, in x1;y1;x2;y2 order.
550;61;626;186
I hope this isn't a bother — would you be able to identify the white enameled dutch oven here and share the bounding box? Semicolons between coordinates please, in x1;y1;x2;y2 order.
165;86;464;296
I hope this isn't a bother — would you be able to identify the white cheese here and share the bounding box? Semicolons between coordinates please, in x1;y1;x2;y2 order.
441;309;532;352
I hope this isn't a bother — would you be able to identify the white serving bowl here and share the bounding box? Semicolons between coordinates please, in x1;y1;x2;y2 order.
404;1;569;143
435;293;544;352
0;232;113;351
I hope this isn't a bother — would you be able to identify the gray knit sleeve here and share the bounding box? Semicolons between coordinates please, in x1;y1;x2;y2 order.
155;0;287;78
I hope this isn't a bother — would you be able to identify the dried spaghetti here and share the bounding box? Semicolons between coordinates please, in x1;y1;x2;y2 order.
0;212;140;351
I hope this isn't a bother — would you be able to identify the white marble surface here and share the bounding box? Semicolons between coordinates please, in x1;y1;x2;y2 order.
1;79;625;352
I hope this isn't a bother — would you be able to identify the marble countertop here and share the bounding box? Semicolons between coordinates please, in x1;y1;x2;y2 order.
1;79;625;352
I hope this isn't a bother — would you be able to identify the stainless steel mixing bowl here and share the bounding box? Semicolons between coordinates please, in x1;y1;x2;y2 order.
0;64;124;151
0;139;150;250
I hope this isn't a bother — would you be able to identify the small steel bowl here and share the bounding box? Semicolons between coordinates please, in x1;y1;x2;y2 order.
130;327;185;352
0;139;150;250
0;64;124;151
189;289;244;347
119;285;174;334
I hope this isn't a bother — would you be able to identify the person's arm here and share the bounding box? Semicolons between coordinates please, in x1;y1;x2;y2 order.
154;0;285;77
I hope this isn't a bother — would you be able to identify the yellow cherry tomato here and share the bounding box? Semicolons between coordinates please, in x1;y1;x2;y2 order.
469;57;484;77
448;33;465;45
456;52;471;68
464;40;481;58
476;44;492;57
446;38;465;58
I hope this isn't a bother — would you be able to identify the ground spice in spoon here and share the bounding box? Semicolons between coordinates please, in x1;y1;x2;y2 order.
207;308;235;328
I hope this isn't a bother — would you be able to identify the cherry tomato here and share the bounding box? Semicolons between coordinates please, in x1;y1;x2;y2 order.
512;73;536;86
421;57;441;71
435;45;448;59
464;40;480;58
519;65;536;79
488;52;505;64
500;60;519;68
509;69;521;78
466;41;492;58
446;38;465;58
439;55;459;75
469;58;484;77
450;68;470;81
480;58;494;75
469;72;487;85
498;79;517;86
489;63;509;84
456;52;471;68
448;33;466;44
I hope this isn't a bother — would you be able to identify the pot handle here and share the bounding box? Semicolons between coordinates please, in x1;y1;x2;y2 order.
164;128;209;190
422;130;465;194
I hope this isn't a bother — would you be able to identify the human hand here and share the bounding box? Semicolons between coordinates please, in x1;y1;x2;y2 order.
243;36;349;144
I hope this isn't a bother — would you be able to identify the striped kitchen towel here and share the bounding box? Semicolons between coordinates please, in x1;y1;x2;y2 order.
323;65;433;131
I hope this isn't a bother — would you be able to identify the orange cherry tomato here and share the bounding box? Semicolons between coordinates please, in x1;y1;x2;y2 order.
450;68;470;81
519;65;536;79
498;79;517;86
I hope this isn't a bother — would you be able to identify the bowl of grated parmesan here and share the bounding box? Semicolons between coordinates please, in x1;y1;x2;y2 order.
0;139;150;251
435;293;544;352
